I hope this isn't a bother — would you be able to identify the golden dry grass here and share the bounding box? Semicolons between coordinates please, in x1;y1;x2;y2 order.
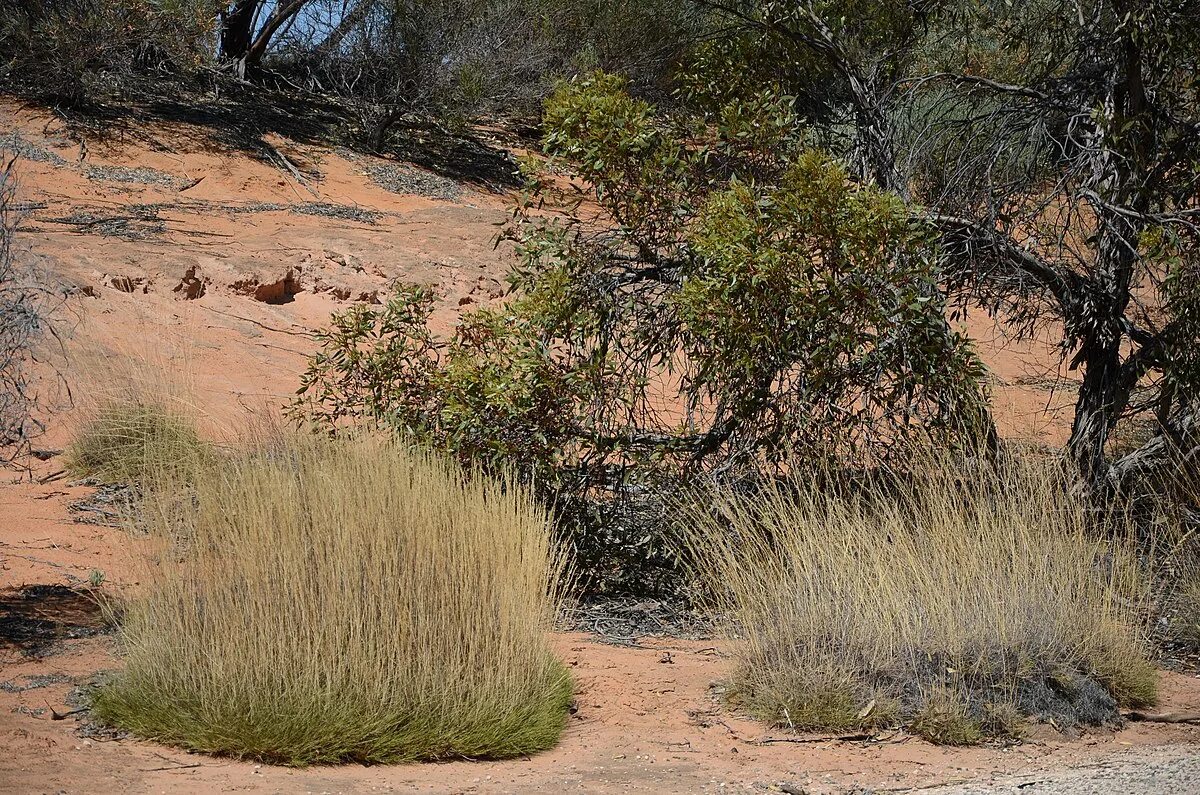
64;398;210;485
680;448;1158;743
91;432;572;765
62;340;215;487
1158;467;1200;648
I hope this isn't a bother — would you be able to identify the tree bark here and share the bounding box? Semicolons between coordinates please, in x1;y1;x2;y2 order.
219;1;260;65
1065;0;1150;490
1067;340;1123;487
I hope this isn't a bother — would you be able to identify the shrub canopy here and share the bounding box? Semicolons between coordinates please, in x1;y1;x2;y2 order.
293;72;990;589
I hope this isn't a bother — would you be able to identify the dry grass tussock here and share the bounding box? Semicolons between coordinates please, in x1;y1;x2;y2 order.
62;343;218;486
1157;468;1200;649
91;431;572;765
680;449;1158;744
64;399;209;485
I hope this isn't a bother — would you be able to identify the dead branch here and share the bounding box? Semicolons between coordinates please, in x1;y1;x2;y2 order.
1124;710;1200;724
755;733;874;744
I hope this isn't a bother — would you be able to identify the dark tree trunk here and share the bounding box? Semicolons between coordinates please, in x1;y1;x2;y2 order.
1064;0;1149;491
220;1;260;65
219;0;311;77
1068;341;1123;488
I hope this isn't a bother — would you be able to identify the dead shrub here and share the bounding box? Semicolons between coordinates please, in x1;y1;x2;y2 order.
0;158;64;463
0;0;215;102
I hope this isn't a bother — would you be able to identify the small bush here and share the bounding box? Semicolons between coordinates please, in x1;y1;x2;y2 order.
91;433;572;765
294;75;991;594
681;449;1157;743
65;399;208;485
910;689;983;746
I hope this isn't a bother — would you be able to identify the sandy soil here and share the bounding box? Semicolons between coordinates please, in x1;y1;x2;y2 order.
0;99;1193;794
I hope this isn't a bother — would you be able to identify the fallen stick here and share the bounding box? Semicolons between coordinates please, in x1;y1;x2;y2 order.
37;469;66;484
1124;710;1200;723
756;733;873;744
178;175;205;192
141;763;204;772
266;143;319;198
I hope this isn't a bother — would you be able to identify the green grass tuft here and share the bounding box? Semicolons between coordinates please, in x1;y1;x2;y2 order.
911;689;983;745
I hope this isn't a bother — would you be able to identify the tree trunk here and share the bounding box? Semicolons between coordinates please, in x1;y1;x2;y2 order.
1064;0;1149;491
843;70;905;199
244;0;313;69
220;1;260;66
1067;340;1123;488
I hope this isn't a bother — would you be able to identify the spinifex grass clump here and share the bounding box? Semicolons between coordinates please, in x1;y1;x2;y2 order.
92;433;572;765
682;449;1157;744
65;399;209;486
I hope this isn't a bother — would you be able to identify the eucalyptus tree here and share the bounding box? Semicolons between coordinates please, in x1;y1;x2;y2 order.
694;0;1200;493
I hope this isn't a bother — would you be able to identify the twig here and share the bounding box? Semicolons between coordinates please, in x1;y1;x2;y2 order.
265;143;319;198
756;733;873;745
141;762;204;772
868;780;976;793
37;469;67;484
178;176;205;193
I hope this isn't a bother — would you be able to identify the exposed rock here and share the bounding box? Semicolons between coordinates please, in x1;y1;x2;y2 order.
172;265;207;300
323;251;365;272
327;286;379;303
103;274;149;294
301;251;381;303
234;268;303;304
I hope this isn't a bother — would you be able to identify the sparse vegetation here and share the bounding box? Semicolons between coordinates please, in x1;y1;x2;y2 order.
0;0;697;122
90;433;572;765
5;0;1199;774
1157;472;1200;650
680;449;1157;743
292;73;992;592
0;158;62;464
